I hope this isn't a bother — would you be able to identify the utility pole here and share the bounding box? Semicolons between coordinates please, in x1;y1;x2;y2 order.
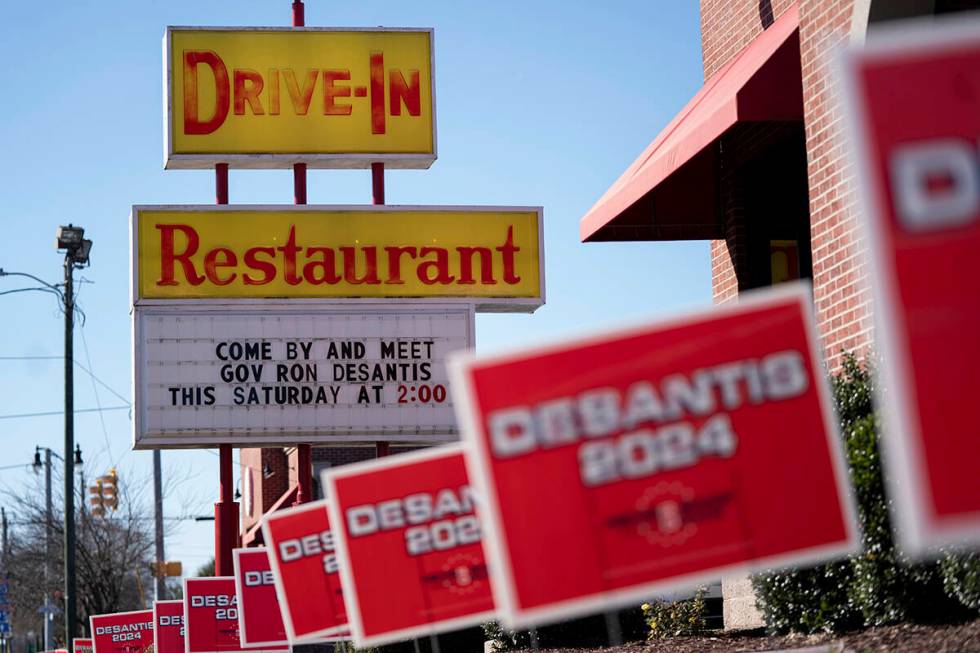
43;450;53;652
56;224;91;645
64;259;77;644
153;451;165;600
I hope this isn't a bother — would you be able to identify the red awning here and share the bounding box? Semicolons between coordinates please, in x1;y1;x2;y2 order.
580;4;802;242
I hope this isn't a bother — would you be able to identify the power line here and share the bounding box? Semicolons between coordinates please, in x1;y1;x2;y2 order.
0;405;130;421
79;320;115;465
0;356;131;405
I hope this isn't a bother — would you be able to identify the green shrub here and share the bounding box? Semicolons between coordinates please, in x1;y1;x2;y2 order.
482;621;531;652
941;552;980;612
641;587;708;639
752;354;965;634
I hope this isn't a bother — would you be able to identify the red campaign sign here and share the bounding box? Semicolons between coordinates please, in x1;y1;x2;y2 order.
261;500;348;642
90;610;154;653
232;548;288;647
73;639;93;653
322;445;496;648
449;283;859;627
843;18;980;555
184;577;288;653
153;600;184;653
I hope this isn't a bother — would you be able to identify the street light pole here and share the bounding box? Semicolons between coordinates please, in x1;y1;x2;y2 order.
63;258;77;643
56;224;91;644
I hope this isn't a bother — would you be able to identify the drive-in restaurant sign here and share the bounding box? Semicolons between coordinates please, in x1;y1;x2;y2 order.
131;205;543;310
449;283;858;627
165;27;435;169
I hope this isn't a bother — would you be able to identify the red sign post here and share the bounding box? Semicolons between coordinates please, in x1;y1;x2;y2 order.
843;18;980;556
184;577;287;653
449;283;858;627
232;549;289;647
90;610;154;653
153;600;184;653
322;445;495;648
261;500;348;642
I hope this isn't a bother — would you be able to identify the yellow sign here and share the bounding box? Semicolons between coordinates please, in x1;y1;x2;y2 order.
133;206;544;311
165;28;435;169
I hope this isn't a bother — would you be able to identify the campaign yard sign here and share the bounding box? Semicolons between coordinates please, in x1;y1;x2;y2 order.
153;601;184;653
322;444;495;648
184;577;288;653
73;639;94;653
90;610;154;653
842;16;980;555
261;500;348;642
232;548;289;647
449;283;858;627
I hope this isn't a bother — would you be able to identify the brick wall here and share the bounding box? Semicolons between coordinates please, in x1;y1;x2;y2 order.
703;0;873;370
798;0;873;371
703;0;798;305
240;447;289;534
701;0;799;78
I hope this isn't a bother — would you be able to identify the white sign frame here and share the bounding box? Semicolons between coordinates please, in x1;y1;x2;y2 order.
841;14;980;556
132;303;474;449
260;500;350;644
321;443;498;649
164;26;438;171
447;282;859;629
231;548;291;649
129;204;546;314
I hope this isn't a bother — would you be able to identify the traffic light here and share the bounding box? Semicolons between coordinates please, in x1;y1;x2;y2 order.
150;561;183;578
88;468;118;518
100;468;118;511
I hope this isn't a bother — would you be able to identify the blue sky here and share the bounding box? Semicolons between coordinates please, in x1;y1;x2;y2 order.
0;2;708;581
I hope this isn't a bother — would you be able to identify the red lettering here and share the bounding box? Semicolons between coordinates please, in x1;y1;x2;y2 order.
156;224;205;286
496;225;522;284
284;69;318;115
417;247;454;285
204;248;237;286
183;51;229;135
456;247;495;285
384;246;417;284
268;69;280;115
234;69;265;115
389;69;421;116
369;52;385;134
277;226;303;285
243;247;276;285
341;247;381;285
323;70;352;116
303;247;341;284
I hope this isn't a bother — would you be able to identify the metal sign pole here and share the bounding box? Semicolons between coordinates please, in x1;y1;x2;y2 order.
213;163;238;576
373;159;387;461
290;0;314;507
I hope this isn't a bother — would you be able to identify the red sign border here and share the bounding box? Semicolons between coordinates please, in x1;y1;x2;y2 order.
321;443;498;648
153;600;183;653
448;281;859;628
183;576;287;653
260;499;349;643
231;548;290;648
90;609;155;653
840;15;980;556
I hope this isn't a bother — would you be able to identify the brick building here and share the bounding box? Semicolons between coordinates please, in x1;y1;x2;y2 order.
580;0;978;629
